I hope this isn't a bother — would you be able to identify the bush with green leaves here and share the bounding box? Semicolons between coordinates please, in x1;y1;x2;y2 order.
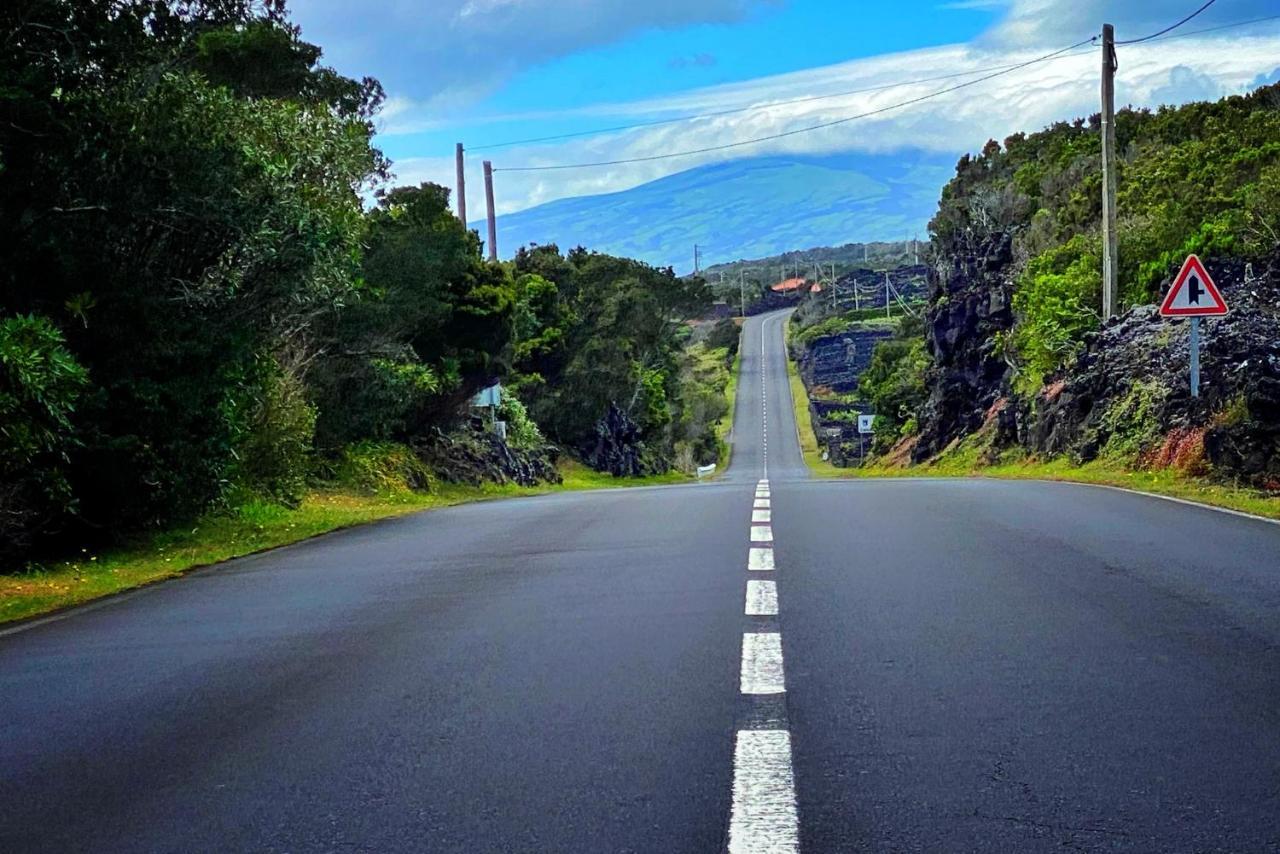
497;393;544;450
930;83;1280;392
1012;234;1100;392
860;316;931;452
0;315;89;553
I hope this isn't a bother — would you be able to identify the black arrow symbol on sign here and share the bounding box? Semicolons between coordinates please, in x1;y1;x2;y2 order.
1188;274;1203;304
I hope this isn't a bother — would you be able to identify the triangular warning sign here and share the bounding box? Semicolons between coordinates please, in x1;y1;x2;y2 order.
1159;254;1228;317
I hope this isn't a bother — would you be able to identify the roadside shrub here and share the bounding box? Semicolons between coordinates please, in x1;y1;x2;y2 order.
861;318;931;452
333;441;433;494
497;392;544;450
1012;234;1100;393
704;317;741;362
0;315;89;556
1096;379;1168;464
229;360;317;507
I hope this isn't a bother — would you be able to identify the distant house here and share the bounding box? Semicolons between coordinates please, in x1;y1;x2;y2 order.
771;277;822;295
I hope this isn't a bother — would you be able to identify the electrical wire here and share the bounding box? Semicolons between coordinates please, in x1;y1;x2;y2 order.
493;37;1097;172
471;10;1277;157
1117;0;1217;44
468;51;1095;152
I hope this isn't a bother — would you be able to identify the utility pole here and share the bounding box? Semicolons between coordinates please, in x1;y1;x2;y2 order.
1100;23;1119;319
454;143;467;224
739;270;746;318
483;160;497;262
885;272;891;320
694;244;701;274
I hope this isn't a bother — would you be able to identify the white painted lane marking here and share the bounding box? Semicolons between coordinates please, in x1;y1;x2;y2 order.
740;632;786;694
728;730;799;854
750;525;773;543
752;509;772;523
754;498;769;509
748;548;775;571
755;489;770;498
757;479;769;487
745;580;778;616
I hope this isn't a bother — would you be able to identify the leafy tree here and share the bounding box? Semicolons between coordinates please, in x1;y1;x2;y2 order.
311;184;516;446
510;245;710;451
1;1;383;538
0;315;89;553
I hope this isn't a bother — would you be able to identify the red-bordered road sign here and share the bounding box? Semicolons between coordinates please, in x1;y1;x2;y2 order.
1159;254;1229;317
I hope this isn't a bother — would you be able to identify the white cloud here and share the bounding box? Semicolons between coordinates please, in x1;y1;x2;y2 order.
397;24;1280;217
290;0;772;103
985;0;1280;47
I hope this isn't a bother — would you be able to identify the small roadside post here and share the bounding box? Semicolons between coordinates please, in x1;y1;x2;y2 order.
1158;254;1229;398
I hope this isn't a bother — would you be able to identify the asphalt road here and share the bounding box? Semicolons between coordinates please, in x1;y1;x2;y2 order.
3;310;1280;852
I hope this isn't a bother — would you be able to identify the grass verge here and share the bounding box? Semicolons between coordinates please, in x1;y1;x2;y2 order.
782;317;844;478
1;459;690;626
717;349;741;469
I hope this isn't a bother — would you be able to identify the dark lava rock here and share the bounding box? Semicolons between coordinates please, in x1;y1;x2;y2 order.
582;402;667;477
912;233;1016;462
797;327;895;393
417;426;561;487
1029;253;1280;485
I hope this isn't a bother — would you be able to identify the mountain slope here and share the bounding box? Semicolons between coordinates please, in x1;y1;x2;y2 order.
478;152;956;270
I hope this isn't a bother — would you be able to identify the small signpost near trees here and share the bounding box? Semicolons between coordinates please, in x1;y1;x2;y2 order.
1159;254;1229;398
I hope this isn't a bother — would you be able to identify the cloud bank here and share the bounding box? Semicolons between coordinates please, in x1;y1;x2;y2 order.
396;20;1280;216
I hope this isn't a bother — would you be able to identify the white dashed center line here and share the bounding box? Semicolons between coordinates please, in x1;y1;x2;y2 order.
739;632;786;694
728;730;799;854
745;580;778;616
726;317;798;854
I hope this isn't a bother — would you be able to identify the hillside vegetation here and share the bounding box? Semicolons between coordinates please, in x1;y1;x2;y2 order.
0;1;727;579
852;82;1280;492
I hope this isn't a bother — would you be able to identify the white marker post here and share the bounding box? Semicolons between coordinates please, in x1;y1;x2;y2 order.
1159;254;1228;399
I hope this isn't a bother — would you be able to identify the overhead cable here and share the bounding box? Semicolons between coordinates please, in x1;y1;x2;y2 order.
493;37;1097;172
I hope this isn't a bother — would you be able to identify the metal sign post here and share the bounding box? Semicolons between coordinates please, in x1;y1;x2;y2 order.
1158;254;1228;399
1189;316;1200;398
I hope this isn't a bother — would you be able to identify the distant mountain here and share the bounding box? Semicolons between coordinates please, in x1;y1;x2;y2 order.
475;151;957;271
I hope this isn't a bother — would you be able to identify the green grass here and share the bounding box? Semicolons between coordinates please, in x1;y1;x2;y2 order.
1;459;692;626
782;320;845;478
717;349;741;469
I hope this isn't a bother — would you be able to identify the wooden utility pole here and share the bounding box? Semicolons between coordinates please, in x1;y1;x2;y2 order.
739;270;746;318
455;143;467;224
483;160;497;261
1100;23;1119;319
885;272;891;319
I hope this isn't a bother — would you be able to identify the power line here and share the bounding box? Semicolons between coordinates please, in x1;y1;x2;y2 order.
494;37;1097;173
471;11;1278;157
1117;0;1217;45
469;52;1095;152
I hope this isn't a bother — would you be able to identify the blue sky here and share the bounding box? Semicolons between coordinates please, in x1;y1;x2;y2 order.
292;1;1001;162
288;0;1280;214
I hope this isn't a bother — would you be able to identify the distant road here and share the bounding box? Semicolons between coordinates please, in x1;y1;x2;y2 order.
3;311;1280;852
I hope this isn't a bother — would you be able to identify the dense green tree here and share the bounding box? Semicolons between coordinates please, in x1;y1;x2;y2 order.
312;184;516;446
510;245;710;450
1;1;383;535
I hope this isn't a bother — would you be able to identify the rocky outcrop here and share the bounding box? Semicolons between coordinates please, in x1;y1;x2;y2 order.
417;425;562;487
796;327;894;393
1029;255;1280;486
912;233;1016;462
582;402;667;477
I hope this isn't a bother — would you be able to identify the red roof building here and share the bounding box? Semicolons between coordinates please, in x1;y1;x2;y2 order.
771;277;823;294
